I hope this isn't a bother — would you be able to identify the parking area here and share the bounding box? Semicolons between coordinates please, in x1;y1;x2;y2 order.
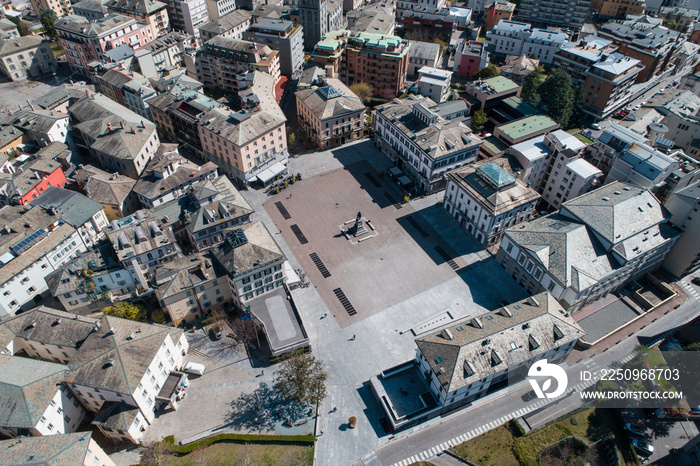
143;331;314;445
621;409;699;464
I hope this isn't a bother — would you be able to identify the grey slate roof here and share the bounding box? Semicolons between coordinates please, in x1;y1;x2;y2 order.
92;401;140;431
198;107;286;147
105;0;167;15
29;186;103;228
415;292;584;393
295;77;365;121
83;167;136;206
68;315;184;395
0;35;47;56
199;10;252;36
133;152;219;201
375;95;481;160
504;213;615;291
185;176;253;234
211;221;284;277
561;181;669;245
0;306;96;351
0;431;94;465
154;254;219;300
0;355;70;429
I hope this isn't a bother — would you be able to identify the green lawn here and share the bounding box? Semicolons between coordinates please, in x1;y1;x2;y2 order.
451;408;639;466
50;42;63;58
574;133;594;144
165;442;314;465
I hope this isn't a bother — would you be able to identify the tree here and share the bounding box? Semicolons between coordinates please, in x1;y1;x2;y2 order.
521;66;545;107
433;38;447;57
8;16;31;37
538;70;574;127
471;109;488;133
287;131;296;147
568;84;584;130
349;82;374;105
274;352;328;405
472;63;501;80
103;302;147;321
41;11;57;41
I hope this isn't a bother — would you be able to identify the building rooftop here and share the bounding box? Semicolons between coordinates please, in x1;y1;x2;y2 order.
375;95;482;160
505;213;615;290
561;181;670;246
0;431;95;465
475;75;520;95
55;13;138;37
247;286;309;356
497;115;559;142
133;148;219;201
408;40;441;60
198;106;286;148
211;221;284;277
566;157;601;179
618;143;678;182
0;306;96;353
0;354;70;429
415;292;584;393
154;254;219;302
295;77;365;121
644;89;700;118
29;186;104;229
508;134;548;161
80;165;137;206
501;55;539;77
450;156;539;215
185;176;253;235
592;53;642;76
104;0;166;15
0;35;48;56
68;315;184;395
198;10;252;36
105;209;180;261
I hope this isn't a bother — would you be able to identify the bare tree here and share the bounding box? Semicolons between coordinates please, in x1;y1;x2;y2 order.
274;352;328;405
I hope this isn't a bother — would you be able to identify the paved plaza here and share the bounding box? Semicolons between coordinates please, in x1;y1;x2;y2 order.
243;141;528;465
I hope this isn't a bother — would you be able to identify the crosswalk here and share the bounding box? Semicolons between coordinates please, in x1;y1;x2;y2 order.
680;278;699;301
391;354;642;466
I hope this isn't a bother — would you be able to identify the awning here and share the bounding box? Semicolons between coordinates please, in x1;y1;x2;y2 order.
398;175;412;186
256;162;287;184
389;167;402;177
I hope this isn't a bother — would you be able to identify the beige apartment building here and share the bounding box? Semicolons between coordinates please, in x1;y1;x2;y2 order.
198;106;287;186
105;0;170;36
194;37;281;91
30;0;72;17
296;77;366;149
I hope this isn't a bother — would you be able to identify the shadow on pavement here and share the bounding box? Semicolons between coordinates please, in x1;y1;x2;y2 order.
357;381;392;438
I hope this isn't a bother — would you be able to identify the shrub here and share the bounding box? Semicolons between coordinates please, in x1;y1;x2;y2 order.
348;416;357;426
570;417;579;426
161;433;315;454
509;419;526;437
152;309;166;323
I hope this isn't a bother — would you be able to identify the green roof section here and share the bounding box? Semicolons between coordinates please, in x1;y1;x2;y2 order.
353;31;402;49
498;114;559;140
501;96;539;117
314;29;349;52
482;135;509;155
482;75;520;94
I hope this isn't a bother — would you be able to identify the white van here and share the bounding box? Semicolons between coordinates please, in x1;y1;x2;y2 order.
183;362;206;376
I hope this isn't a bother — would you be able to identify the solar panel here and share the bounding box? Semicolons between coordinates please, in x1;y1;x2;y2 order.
228;228;248;248
10;228;48;255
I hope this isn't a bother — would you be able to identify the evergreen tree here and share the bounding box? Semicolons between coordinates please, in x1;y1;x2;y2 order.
539;70;574;127
521;66;545;107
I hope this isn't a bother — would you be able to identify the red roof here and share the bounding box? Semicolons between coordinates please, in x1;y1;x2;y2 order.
275;76;288;102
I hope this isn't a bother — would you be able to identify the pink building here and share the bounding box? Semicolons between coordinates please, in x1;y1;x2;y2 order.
453;40;490;78
56;14;155;73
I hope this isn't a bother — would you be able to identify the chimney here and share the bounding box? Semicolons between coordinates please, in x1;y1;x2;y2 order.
120;121;125;129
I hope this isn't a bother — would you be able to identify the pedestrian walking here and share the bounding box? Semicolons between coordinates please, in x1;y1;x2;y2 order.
351;334;356;341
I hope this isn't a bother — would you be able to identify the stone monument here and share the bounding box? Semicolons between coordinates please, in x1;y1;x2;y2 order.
351;211;368;237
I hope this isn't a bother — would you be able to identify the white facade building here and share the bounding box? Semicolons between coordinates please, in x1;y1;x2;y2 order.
373;95;482;193
498;182;681;312
417;66;453;103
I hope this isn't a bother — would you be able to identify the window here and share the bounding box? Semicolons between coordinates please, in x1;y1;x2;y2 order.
548;282;555;292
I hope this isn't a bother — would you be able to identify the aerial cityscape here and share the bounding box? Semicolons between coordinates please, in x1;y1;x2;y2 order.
0;0;698;464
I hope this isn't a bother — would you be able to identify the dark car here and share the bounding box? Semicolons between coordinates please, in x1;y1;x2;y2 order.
632;438;654;457
522;390;538;402
691;277;700;286
625;423;645;437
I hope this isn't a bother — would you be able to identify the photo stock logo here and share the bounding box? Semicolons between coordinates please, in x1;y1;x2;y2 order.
528;359;568;399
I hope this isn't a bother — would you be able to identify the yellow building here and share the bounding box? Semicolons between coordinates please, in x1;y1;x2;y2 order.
596;0;644;20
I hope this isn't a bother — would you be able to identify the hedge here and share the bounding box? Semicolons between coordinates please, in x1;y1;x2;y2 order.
161;433;316;454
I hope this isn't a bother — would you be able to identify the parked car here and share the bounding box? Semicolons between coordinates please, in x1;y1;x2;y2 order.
632;438;654;456
691;277;700;286
625;423;645;437
183;362;206;376
591;123;601;130
522;390;538;402
210;325;223;340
